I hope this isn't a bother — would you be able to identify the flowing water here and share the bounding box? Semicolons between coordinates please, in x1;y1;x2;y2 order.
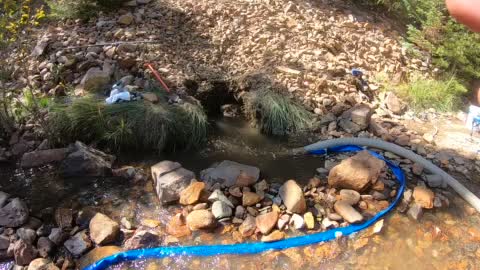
1;118;480;269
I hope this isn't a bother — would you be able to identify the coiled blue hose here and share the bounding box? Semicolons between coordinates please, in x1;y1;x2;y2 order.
84;145;406;270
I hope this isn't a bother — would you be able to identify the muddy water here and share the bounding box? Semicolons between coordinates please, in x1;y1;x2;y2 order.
1;118;480;269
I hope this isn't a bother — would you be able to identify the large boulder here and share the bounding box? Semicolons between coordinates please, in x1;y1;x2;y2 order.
278;180;306;214
60;142;115;177
0;198;29;227
328;150;385;192
78;246;123;270
20;148;69;168
151;161;195;205
89;213;120;245
200;160;260;188
80;67;110;92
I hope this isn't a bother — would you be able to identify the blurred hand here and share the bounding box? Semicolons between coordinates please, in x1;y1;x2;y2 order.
446;0;480;32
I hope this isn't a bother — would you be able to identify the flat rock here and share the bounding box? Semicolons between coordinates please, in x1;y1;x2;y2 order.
261;230;285;242
255;211;278;234
64;230;92;256
334;201;363;223
60;142;115;177
166;214;191;238
20;148;68;168
123;230;160;250
186;210;216;231
236;171;257;187
78;246;123;269
338;189;361;205
200;160;260;188
179;181;205;205
151;161;195;205
89;213;120;245
328;150;385;192
0;198;29;227
279;180;306;214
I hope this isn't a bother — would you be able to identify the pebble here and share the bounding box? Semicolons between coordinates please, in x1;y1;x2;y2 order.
211;201;233;219
333;201;363;223
289;214;305;230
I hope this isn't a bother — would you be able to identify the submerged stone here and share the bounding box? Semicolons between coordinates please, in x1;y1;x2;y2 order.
200;160;260;188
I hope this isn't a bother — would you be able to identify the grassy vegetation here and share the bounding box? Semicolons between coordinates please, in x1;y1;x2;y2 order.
47;0;128;20
243;90;312;136
397;74;468;112
48;97;208;153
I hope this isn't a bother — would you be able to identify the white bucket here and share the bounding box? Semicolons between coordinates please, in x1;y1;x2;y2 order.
466;105;480;130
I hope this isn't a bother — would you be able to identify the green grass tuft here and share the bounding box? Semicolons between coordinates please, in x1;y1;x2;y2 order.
243;90;312;136
48;97;208;153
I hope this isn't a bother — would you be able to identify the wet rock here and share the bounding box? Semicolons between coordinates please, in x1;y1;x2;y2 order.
334;201;363;223
279;180;306;214
0;235;9;250
36;237;54;258
255;211;278;234
304;212;315;230
151;161;195;205
407;203;423;221
235;171;257;187
179;181;205;205
242;192;262;207
77;246;123;270
64;231;92;256
80;68;111;92
0;198;29;227
328;150;385;192
17;228;36;244
238;215;256;237
20;148;68;168
166;214;191;238
60;142;115;177
89;213;120;245
208;189;234;208
337;189;361;205
261;230;285;242
385;92;405;114
123;230;160;250
413;186;434;209
289;214;305;230
200;160;260;188
186;210;216;231
14;239;38;266
211;201;233;219
27;258;59;270
48;228;67;246
54;208;73;229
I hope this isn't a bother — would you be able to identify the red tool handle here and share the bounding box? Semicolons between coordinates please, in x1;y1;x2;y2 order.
144;63;171;93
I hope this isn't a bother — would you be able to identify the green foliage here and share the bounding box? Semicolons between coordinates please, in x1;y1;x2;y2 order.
397;74;467;112
0;0;45;46
243;90;312;136
47;0;128;20
48;97;208;153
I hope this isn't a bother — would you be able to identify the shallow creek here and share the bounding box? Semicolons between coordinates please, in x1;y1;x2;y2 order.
1;118;480;270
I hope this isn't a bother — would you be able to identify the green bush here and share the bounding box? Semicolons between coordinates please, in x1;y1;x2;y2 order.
48;97;208;153
47;0;128;20
398;74;467;112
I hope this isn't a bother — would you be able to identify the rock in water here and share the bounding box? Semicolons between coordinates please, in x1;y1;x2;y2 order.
151;161;195;205
328;150;385;192
261;230;285;242
179;181;205;205
60;142;115;177
20;148;69;168
64;231;92;256
123;230;160;250
89;213;120;245
14;239;38;266
407;203;423;221
242;192;262;206
77;246;123;270
186;210;216;231
279;180;306;214
200;160;260;188
238;215;256;237
0;198;29;227
413;186;434;209
27;258;59;270
166;214;191;238
211;201;232;219
334;201;363;223
255;211;278;234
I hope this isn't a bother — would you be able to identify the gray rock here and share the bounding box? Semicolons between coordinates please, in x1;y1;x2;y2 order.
200;160;260;188
333;201;363;223
425;174;447;188
235;206;245;219
0;191;10;207
339;104;372;133
13;239;38;266
48;228;67;246
80;67;111;92
0;198;29;227
20;148;68;168
208;189;234;208
60;142;115;177
31;35;49;58
64;230;92;256
23;217;42;231
36;237;54;258
407;203;423;221
17;228;36;244
151;161;195;205
211;201;232;219
0;235;10;249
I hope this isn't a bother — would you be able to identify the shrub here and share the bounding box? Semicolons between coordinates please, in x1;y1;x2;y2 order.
47;0;128;20
243;90;312;136
397;74;467;112
48;97;208;153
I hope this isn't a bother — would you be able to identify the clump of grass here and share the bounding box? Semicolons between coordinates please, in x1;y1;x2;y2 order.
47;0;129;20
48;97;208;153
398;74;467;112
243;90;312;136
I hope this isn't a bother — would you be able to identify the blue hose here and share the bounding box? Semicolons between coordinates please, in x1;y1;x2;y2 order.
84;145;406;270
